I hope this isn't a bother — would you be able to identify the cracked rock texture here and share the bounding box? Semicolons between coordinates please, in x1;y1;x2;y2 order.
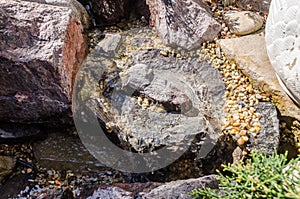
146;0;221;50
0;0;88;124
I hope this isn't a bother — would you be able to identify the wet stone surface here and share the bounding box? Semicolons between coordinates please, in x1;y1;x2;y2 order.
33;132;105;174
73;27;236;179
111;49;226;153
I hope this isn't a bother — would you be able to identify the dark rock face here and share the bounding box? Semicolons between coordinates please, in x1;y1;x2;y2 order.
129;0;151;22
85;0;129;24
146;0;221;49
0;1;88;125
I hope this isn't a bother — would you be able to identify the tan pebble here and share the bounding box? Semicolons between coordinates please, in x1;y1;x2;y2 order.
245;124;251;130
249;107;256;113
55;180;61;185
138;97;143;105
160;50;168;57
240;130;247;136
230;128;239;135
232;122;241;127
242;150;248;156
254;113;262;119
254;126;261;132
242;136;249;142
142;99;150;108
27;168;32;173
103;102;109;107
246;86;254;93
237;137;246;146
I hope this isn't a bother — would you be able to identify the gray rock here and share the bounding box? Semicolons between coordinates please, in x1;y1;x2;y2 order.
139;174;219;199
146;0;221;49
94;34;122;57
121;63;154;92
224;11;264;36
0;0;88;126
219;33;300;121
246;102;280;155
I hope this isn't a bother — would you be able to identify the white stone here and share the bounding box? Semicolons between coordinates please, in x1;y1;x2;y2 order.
224;11;264;35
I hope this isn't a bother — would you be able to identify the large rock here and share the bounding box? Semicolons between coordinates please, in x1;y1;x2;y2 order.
73;28;236;179
219;33;300;121
0;0;88;124
146;0;221;50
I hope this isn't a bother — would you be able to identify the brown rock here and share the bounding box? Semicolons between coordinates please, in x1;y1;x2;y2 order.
146;0;221;50
0;0;88;124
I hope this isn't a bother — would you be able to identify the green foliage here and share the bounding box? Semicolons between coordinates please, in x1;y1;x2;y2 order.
189;150;300;199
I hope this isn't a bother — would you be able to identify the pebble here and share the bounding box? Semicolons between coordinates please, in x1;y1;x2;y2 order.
201;39;267;148
160;50;168;57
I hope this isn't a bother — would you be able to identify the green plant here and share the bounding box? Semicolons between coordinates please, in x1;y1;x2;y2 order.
189;150;300;199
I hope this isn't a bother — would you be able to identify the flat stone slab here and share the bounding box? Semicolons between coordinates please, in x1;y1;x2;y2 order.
220;33;300;121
